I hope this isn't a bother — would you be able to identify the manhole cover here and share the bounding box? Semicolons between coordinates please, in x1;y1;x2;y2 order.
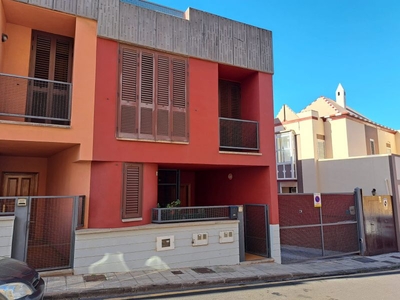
171;270;184;275
83;274;107;282
352;257;377;263
191;268;215;274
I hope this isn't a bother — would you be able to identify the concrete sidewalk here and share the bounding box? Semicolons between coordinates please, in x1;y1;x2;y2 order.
42;252;400;299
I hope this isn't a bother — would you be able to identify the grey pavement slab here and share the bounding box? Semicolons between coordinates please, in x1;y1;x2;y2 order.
42;252;400;299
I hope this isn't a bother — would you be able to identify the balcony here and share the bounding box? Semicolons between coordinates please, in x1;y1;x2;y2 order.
0;73;72;125
219;117;259;151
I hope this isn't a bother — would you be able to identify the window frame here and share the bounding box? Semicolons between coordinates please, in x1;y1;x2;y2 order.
117;44;188;142
122;163;143;220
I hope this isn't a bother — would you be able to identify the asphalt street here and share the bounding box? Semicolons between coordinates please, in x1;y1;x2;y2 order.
101;269;400;300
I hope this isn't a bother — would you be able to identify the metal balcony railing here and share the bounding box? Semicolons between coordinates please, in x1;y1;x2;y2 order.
152;206;239;223
219;117;259;151
0;73;72;125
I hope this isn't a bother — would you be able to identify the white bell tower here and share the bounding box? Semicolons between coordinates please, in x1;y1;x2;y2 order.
336;83;346;108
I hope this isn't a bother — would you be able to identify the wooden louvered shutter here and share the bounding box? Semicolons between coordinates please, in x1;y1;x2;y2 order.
156;55;171;141
29;31;73;124
139;52;155;139
122;163;142;219
219;80;241;119
171;58;187;142
119;47;139;138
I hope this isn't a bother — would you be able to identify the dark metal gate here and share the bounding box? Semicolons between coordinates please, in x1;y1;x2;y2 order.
363;195;397;255
5;195;85;271
244;204;270;258
279;193;360;264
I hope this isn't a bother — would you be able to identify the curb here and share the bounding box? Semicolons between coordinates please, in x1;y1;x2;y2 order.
44;264;400;299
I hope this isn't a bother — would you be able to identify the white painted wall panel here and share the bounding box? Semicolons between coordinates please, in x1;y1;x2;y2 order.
74;221;239;275
269;224;281;264
0;216;15;257
319;155;391;195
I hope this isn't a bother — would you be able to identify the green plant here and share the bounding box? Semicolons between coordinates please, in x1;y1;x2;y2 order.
166;199;181;208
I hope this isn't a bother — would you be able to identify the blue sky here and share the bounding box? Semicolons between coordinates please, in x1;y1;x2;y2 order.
149;0;400;129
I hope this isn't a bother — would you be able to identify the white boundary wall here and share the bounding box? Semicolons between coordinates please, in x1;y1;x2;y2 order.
0;216;14;257
269;224;281;264
74;220;239;275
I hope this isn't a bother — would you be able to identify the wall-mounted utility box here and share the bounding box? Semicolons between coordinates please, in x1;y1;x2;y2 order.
219;231;234;243
156;235;175;251
192;233;208;246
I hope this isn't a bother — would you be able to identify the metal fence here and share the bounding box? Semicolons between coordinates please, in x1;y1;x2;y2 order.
279;193;360;264
0;195;85;271
219;117;259;151
152;206;239;223
121;0;185;18
0;73;72;124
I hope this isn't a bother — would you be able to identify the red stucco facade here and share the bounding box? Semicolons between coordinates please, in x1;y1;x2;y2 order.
90;37;279;228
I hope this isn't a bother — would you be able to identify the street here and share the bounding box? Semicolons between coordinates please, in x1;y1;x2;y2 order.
105;269;400;300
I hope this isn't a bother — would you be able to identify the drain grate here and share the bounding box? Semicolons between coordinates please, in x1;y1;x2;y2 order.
171;270;184;275
191;267;216;274
352;257;377;263
83;274;107;282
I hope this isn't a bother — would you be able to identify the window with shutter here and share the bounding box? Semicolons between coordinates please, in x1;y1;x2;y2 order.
118;45;188;143
171;58;187;141
28;31;73;125
218;80;241;119
122;163;143;219
119;47;139;138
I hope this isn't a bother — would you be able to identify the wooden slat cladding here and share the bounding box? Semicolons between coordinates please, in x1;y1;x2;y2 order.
122;163;142;219
118;44;188;142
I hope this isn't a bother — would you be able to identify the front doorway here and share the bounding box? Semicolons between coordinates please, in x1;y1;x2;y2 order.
244;204;270;261
1;173;38;213
157;169;180;207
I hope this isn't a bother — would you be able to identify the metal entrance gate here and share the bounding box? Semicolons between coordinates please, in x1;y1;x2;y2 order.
279;193;360;264
363;195;397;255
244;204;270;258
1;195;85;271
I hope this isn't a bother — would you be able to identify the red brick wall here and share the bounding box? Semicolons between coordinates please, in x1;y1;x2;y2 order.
279;193;359;253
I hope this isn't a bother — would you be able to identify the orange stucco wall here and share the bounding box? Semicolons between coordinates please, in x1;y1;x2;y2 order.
2;23;30;76
0;12;96;161
0;0;6;71
0;156;47;195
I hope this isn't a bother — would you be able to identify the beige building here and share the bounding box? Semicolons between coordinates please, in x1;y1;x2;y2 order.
275;84;400;196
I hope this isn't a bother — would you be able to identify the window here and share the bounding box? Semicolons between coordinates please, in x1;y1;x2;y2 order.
386;142;392;154
118;45;188;142
275;133;294;163
122;163;143;219
29;30;73;124
370;139;375;155
219;80;241;119
317;140;326;159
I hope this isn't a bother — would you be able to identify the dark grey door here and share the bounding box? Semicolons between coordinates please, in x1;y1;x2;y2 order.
244;204;270;257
